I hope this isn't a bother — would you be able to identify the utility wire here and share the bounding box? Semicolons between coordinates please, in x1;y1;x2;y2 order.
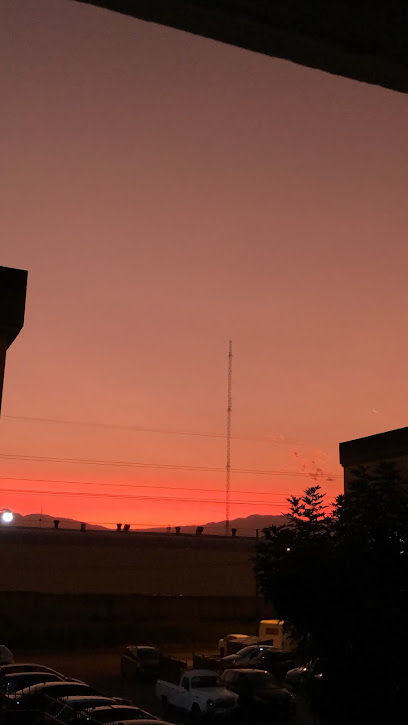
0;487;337;505
0;476;297;497
0;452;342;478
3;415;300;446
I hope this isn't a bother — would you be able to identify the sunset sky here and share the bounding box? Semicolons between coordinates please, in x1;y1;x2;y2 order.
1;0;408;530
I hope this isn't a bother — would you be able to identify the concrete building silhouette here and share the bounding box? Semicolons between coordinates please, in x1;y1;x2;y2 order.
340;427;408;493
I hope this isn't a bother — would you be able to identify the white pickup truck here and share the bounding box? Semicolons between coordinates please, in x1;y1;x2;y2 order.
156;669;238;717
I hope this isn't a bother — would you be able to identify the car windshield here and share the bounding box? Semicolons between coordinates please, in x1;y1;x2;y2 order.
191;676;219;689
27;684;90;697
6;673;58;693
137;648;160;660
236;647;258;657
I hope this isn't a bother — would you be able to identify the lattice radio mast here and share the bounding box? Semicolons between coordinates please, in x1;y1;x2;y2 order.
225;340;232;535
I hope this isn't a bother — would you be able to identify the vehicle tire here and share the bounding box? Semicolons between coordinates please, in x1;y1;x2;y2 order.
120;663;127;680
162;696;169;712
191;702;201;719
220;647;225;658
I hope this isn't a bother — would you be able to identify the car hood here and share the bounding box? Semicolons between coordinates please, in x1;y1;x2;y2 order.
221;655;240;664
286;667;305;676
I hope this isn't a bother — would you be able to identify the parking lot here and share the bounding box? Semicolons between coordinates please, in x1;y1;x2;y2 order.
12;647;320;724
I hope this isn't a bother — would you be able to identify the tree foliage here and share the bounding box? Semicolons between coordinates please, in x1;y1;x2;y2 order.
254;465;408;724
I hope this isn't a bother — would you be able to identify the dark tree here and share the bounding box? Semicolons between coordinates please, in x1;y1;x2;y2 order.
254;466;408;724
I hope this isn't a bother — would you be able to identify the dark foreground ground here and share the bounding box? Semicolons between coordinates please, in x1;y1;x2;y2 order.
14;647;320;725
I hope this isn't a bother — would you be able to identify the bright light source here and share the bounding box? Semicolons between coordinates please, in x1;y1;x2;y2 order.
1;510;13;523
286;547;291;552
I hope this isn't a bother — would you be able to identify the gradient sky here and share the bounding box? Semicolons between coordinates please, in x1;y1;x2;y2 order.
1;0;408;530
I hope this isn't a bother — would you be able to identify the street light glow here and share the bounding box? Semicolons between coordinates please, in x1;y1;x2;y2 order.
1;510;13;523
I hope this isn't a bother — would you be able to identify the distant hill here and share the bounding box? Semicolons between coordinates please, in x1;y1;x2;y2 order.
143;513;289;536
10;513;107;531
7;512;287;536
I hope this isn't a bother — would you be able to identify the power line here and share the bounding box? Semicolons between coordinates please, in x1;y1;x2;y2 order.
84;523;281;530
1;485;338;505
0;487;310;506
0;452;342;478
0;476;300;497
3;414;300;446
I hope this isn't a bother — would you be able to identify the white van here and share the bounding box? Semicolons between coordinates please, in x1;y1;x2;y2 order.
258;620;294;650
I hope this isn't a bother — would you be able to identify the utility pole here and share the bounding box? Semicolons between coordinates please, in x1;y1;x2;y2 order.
226;340;232;535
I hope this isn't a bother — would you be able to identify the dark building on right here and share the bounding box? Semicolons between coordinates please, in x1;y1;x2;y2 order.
340;427;408;493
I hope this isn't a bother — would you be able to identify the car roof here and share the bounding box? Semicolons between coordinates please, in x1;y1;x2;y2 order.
227;634;248;638
85;705;146;712
0;663;56;671
135;645;159;651
59;695;116;704
110;721;168;725
223;669;270;675
5;671;59;679
13;680;87;695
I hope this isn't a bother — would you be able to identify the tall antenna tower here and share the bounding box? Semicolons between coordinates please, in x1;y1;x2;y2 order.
226;340;232;535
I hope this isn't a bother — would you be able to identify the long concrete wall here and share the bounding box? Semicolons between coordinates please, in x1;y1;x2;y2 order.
1;527;256;596
1;527;271;648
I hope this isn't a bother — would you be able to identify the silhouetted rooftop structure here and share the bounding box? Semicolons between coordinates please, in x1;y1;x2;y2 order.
340;427;408;492
75;1;408;95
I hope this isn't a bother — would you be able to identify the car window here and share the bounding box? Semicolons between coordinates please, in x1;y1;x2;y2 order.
249;650;261;659
237;647;257;658
191;676;219;689
6;673;58;693
136;648;160;661
181;677;189;691
126;647;138;659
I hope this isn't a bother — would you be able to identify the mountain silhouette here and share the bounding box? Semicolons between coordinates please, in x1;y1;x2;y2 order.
143;513;288;536
8;512;287;536
9;513;107;531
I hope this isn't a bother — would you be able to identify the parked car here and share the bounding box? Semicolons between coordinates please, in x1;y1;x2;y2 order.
286;658;328;688
98;722;168;725
1;671;65;695
221;645;295;679
156;669;238;717
218;634;250;657
75;704;156;723
285;661;313;687
7;681;98;710
92;722;168;725
45;695;129;723
219;668;295;719
120;646;161;680
0;663;73;679
0;646;13;666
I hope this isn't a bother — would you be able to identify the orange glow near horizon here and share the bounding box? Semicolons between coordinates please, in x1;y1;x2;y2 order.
0;419;341;530
1;1;408;530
